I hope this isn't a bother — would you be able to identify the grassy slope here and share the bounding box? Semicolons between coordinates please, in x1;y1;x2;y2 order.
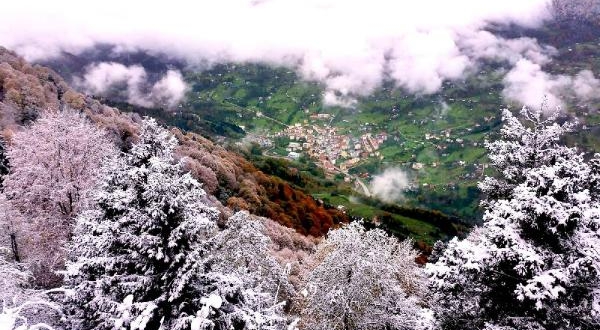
93;23;600;245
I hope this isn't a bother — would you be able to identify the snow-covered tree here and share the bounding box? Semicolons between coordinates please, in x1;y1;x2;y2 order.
0;251;30;313
65;119;288;330
2;109;117;286
261;216;318;291
212;212;293;299
300;222;428;330
551;0;600;24
0;138;9;187
0;252;63;330
192;211;291;330
427;107;600;330
0;194;24;263
64;118;219;330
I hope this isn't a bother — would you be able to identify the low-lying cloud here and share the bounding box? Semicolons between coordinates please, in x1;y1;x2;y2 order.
502;60;600;110
573;70;600;102
502;59;571;110
75;62;188;108
1;0;598;108
370;168;411;203
150;70;188;108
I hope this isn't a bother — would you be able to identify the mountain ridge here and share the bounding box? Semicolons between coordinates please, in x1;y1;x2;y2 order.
0;46;348;237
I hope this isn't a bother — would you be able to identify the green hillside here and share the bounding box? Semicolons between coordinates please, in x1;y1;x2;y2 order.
90;25;600;244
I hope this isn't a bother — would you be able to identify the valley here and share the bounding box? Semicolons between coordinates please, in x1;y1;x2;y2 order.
31;19;600;247
180;63;501;224
2;2;600;329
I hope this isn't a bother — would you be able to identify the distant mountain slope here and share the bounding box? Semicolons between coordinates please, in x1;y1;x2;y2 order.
0;47;347;237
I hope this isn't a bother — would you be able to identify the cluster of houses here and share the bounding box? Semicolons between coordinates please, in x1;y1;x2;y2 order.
271;121;388;173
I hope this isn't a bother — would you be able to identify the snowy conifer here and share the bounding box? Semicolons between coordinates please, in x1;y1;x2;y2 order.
300;222;427;330
427;107;600;330
65;119;288;330
65;118;221;330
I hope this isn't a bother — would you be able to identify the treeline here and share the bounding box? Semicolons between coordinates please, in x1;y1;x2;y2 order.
364;197;468;237
104;99;247;138
248;154;335;191
2;100;598;330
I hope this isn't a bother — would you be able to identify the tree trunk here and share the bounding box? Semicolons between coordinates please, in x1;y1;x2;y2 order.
10;233;20;262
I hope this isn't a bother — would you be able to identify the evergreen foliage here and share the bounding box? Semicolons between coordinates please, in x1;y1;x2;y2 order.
64;119;287;330
427;107;600;330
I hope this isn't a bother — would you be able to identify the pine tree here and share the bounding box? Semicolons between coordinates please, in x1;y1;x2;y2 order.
427;107;600;330
65;119;288;330
65;118;221;330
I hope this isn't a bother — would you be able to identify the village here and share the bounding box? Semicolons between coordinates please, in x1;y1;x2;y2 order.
268;113;388;174
240;107;493;195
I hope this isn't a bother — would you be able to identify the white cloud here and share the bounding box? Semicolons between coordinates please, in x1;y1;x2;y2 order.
151;70;189;108
5;0;598;110
502;59;571;111
370;168;411;203
388;30;471;94
76;62;187;109
461;31;556;66
573;70;600;102
0;0;554;104
502;60;600;111
323;90;358;107
77;62;148;105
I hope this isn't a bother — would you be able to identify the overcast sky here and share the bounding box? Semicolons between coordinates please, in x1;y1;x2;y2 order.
1;0;598;109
